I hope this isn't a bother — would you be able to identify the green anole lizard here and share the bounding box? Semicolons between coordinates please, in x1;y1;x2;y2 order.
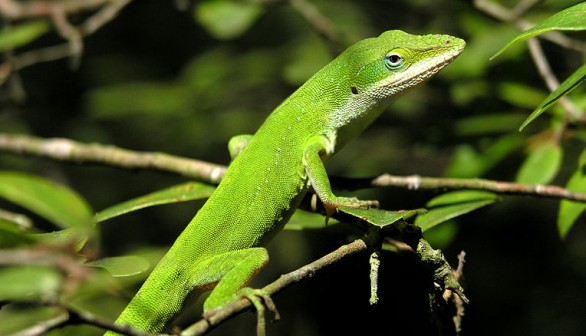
105;30;465;335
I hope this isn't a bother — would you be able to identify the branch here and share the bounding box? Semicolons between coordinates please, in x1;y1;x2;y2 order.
3;133;586;203
0;0;119;20
180;239;369;336
474;0;584;125
0;133;226;184
473;0;586;52
10;303;155;336
288;0;337;43
0;0;134;85
369;174;586;202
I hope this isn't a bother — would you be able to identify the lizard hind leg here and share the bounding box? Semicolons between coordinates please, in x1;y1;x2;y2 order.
194;247;278;333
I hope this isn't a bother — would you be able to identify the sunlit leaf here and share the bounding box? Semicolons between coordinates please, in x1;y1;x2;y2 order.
338;207;426;228
195;0;264;40
416;200;495;232
415;191;498;232
88;256;150;277
516;142;563;184
96;182;215;222
0;266;62;301
0;20;50;51
492;2;586;59
0;172;94;230
519;64;586;130
558;162;586;238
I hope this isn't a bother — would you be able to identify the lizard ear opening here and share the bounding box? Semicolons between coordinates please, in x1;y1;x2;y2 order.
351;86;359;94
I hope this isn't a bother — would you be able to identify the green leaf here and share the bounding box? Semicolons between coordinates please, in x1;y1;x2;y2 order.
338;207;426;228
87;256;150;277
498;82;546;110
87;83;191;120
0;305;62;336
285;210;335;230
422;221;458;249
415;191;498;232
445;135;525;178
558;157;586;238
516;142;563;184
0;266;62;301
416;201;495;232
96;182;215;222
492;2;586;59
195;0;264;40
426;190;498;207
0;172;94;230
519;63;586;130
0;219;37;248
0;20;50;51
454;113;528;136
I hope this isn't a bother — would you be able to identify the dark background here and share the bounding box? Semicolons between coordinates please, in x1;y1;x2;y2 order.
1;0;585;335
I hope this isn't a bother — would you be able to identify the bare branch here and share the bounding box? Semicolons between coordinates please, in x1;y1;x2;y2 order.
474;0;586;52
3;133;586;203
180;239;369;336
81;0;133;36
0;133;227;184
474;0;585;129
370;174;586;202
0;0;134;85
0;0;114;20
288;0;340;53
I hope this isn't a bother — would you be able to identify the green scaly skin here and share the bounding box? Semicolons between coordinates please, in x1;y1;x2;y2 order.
105;30;465;334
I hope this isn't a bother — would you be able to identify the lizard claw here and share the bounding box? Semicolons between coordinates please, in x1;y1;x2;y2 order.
240;288;280;336
323;198;379;225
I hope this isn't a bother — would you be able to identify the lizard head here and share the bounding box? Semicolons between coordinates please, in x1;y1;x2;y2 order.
324;30;465;149
347;30;465;100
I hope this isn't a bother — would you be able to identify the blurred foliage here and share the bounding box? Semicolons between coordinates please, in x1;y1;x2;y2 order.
1;0;586;335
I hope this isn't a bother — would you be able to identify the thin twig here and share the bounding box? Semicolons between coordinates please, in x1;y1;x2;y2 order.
80;0;133;36
181;239;369;336
288;0;340;53
0;0;134;85
442;251;466;335
474;0;586;52
370;174;586;202
3;133;586;203
49;3;83;68
0;133;227;184
474;0;584;130
10;303;155;336
0;208;32;228
526;38;582;123
0;0;113;19
0;247;91;297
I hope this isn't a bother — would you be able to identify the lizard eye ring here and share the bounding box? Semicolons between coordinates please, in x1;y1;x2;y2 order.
384;53;404;69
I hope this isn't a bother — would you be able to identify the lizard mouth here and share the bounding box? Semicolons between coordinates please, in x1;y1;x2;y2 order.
388;44;464;91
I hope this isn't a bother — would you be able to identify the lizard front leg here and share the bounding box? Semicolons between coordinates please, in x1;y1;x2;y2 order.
303;135;379;214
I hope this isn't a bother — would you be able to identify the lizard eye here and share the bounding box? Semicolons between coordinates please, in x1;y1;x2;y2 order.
384;53;404;69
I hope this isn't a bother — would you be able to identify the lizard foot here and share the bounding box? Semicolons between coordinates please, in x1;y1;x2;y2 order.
240;288;280;336
323;197;380;222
